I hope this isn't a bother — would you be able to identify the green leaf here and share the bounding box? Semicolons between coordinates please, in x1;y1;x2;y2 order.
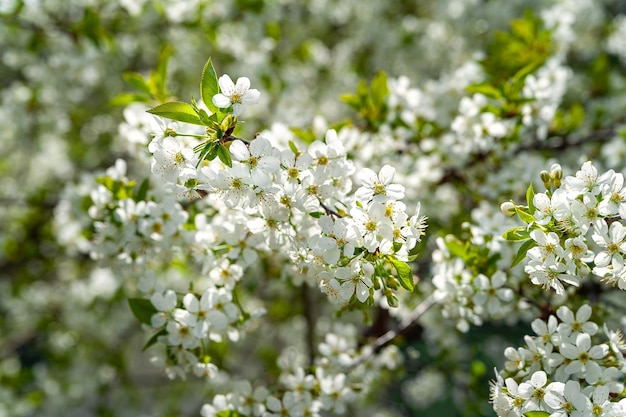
134;178;150;202
200;58;220;113
216;411;245;417
290;127;316;144
123;71;152;96
523;412;550;417
197;141;220;164
465;83;502;99
288;140;299;155
444;236;467;259
149;45;172;101
515;207;535;224
511;239;537;268
388;256;414;292
370;71;389;108
308;212;324;218
217;145;233;168
502;226;530;241
526;183;536;214
142;328;167;351
147;101;203;125
128;298;158;325
110;92;150;106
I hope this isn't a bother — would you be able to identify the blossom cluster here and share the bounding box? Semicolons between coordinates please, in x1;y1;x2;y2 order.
200;329;402;417
506;161;626;294
490;304;626;416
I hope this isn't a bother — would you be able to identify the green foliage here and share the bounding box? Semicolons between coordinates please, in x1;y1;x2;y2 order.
523;412;550;417
96;176;136;200
341;71;389;130
511;239;537;268
147;101;205;125
444;236;500;277
388;256;414;292
128;298;157;325
481;11;553;85
217;411;246;417
201;58;220;114
112;46;173;105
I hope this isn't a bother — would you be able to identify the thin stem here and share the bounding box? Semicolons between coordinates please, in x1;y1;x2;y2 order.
346;293;436;372
318;200;342;218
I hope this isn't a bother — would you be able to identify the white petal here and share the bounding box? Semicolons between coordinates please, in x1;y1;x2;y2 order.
234;76;250;93
242;89;261;104
212;93;232;108
378;165;396;184
229;140;250;161
218;74;235;95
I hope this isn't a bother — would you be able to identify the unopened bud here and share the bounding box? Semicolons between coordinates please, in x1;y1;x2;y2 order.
550;164;562;180
500;201;516;217
540;170;550;184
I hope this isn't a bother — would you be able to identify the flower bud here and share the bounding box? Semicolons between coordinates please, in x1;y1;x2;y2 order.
550;164;562;180
500;201;516;217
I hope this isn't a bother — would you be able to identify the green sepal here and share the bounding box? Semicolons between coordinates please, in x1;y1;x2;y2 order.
147;101;204;125
526;183;536;214
308;212;324;218
511;238;537;268
196;141;220;165
523;412;550;417
128;298;158;325
502;226;530;241
388;256;414;292
142;328;167;351
217;145;233;168
200;58;220;114
514;207;535;224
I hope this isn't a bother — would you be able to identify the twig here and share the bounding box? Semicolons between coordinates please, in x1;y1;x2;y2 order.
346;293;436;371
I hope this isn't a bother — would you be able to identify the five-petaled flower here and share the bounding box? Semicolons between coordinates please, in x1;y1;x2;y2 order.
212;74;260;116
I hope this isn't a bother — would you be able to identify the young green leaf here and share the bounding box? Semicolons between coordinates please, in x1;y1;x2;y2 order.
201;58;220;113
514;207;536;224
217;145;233;168
526;183;536;214
523;412;550;417
502;226;530;241
134;178;150;202
128;298;158;325
511;238;537;268
147;101;204;125
142;328;167;351
388;256;414;292
216;411;245;417
122;71;152;96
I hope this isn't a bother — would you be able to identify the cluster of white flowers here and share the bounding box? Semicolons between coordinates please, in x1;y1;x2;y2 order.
515;161;626;294
490;304;626;416
200;330;401;417
123;74;428;383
